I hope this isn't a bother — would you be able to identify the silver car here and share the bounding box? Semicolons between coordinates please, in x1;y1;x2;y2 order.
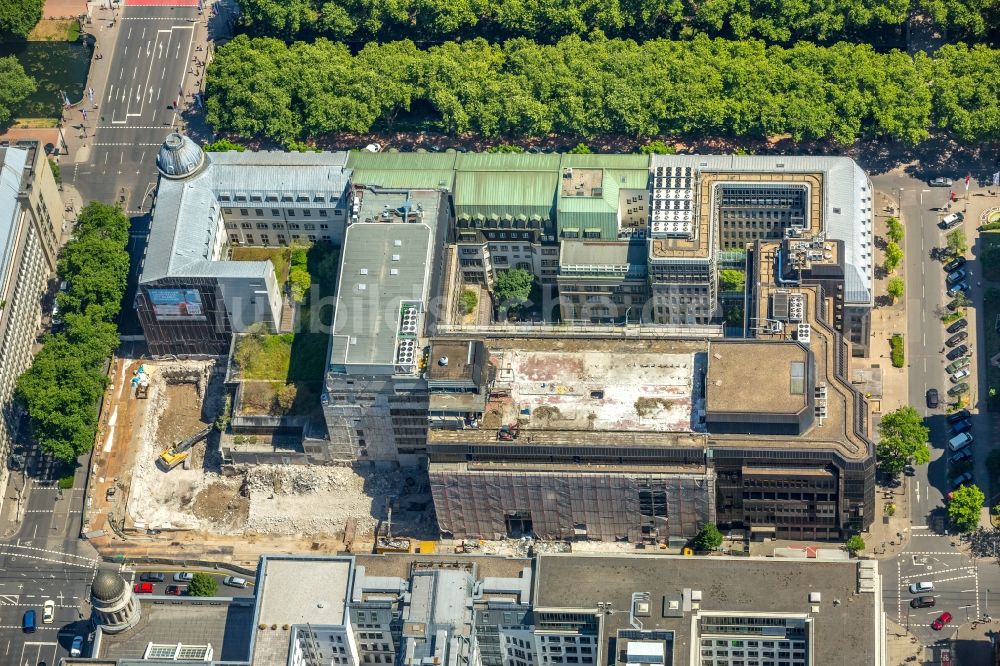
930;177;953;187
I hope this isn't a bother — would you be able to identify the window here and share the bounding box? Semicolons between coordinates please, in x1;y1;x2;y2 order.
320;210;329;217
246;234;254;244
272;209;280;216
320;224;329;229
289;223;300;230
304;223;316;230
261;235;270;244
335;210;343;216
304;209;312;217
256;223;268;229
287;209;296;216
224;208;233;215
240;209;249;216
240;223;252;229
255;209;264;216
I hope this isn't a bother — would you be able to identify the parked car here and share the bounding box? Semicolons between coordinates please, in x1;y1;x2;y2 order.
909;581;935;594
949;448;973;464
945;356;971;374
948;382;970;397
223;576;248;589
951;471;974;489
941;212;965;229
947;281;971;297
930;177;954;187
172;572;193;582
944;256;967;272
70;636;84;658
947;408;972;423
946;331;968;347
951;419;973;434
946;345;969;361
950;368;971;383
133;582;153;594
42;599;54;624
948;431;974;452
139;572;164;583
165;585;186;596
947;297;965;311
911;596;937;608
947;268;968;284
932;612;953;630
926;389;940;408
946;318;968;334
22;609;36;633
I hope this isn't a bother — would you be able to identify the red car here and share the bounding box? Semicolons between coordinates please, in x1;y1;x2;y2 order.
133;582;153;594
932;612;953;630
165;585;186;596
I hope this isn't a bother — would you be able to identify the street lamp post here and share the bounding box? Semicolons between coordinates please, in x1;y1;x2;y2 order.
896;187;904;213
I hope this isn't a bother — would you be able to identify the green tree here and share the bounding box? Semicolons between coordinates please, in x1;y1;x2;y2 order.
567;142;592;154
946;229;968;256
486;143;525;153
0;0;44;39
948;484;985;532
638;140;676;154
845;535;866;554
928;44;1000;143
876;406;931;476
719;269;746;292
276;383;298;412
887;276;904;301
692;523;723;551
459;289;478;314
886;217;904;244
15;202;129;462
493;268;533;311
883;241;903;273
187;572;218;597
48;158;62;186
0;56;36;129
203;138;246;152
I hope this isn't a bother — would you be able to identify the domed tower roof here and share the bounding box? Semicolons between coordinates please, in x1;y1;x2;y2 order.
92;570;126;602
156;132;207;179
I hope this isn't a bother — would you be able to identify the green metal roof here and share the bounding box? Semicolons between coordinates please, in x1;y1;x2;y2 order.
454;153;563;172
558;154;650;170
346;151;458;171
351;169;455;190
453;170;558;219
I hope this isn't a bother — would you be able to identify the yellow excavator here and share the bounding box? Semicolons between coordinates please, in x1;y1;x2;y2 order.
157;427;212;471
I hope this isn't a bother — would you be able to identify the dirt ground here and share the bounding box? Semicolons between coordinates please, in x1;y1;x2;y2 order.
123;359;435;539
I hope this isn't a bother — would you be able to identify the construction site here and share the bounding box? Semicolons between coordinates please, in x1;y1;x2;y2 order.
89;356;436;553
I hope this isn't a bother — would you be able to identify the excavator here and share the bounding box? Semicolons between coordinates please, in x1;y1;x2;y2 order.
157;426;212;471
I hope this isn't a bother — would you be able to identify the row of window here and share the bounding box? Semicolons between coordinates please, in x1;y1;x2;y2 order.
225;207;343;218
219;193;337;204
232;222;329;230
230;234;328;245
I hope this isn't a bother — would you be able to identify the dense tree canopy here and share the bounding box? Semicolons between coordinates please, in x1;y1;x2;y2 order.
16;202;130;462
949;484;985;532
207;35;1000;145
0;56;35;128
0;0;44;40
235;0;998;44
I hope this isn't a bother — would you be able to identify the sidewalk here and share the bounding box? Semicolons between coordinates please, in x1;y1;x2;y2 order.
856;189;914;560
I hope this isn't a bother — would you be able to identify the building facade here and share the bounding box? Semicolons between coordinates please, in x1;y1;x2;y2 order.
0;142;64;497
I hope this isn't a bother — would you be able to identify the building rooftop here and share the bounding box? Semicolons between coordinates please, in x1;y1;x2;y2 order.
705;341;810;415
649;155;873;304
0;146;28;292
559;240;647;272
96;599;253;663
252;556;354;666
427;339;486;383
534;554;880;666
141;136;351;284
328;195;436;371
486;348;694;432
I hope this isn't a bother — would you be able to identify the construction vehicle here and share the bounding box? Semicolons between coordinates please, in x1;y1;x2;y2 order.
375;501;411;553
497;423;520;441
131;365;152;399
157;426;211;471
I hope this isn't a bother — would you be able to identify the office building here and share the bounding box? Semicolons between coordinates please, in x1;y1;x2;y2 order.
0;141;64;497
136;134;351;355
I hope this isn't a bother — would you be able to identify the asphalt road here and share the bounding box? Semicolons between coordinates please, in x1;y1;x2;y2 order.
0;445;98;663
871;170;1000;658
73;4;201;213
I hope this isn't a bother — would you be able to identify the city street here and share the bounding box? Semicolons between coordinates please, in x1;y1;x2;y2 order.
871;167;1000;660
70;2;202;214
0;443;98;663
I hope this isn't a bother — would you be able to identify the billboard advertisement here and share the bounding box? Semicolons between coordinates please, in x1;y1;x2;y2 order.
148;288;206;320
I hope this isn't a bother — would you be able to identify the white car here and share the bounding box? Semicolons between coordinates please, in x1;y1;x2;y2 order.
951;368;971;383
173;572;193;582
223;576;248;588
909;581;934;594
42;599;54;624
